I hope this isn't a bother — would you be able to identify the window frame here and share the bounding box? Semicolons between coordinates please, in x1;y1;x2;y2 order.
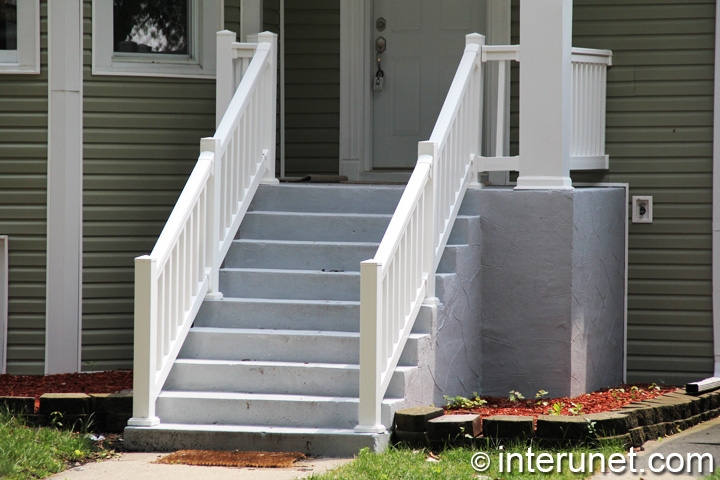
92;0;221;79
0;0;40;74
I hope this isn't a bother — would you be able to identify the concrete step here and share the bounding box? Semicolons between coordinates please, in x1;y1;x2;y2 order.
164;359;414;398
223;239;378;271
250;184;404;214
155;391;402;430
236;211;392;243
124;424;389;457
178;327;430;366
195;298;434;333
219;268;360;301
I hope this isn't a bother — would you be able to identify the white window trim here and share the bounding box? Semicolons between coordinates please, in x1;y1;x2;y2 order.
91;0;220;79
0;0;40;74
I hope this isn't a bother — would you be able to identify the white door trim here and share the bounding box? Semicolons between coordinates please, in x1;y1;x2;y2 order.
339;0;372;180
46;0;83;374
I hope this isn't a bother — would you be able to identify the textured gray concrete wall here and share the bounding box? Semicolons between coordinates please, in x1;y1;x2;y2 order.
432;187;626;401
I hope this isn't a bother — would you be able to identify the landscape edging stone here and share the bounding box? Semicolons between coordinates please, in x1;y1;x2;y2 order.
393;389;720;449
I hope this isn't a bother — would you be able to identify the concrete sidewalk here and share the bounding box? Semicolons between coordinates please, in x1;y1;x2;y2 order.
49;452;352;480
592;416;720;479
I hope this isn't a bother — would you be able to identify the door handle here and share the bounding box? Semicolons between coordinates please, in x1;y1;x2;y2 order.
374;37;386;91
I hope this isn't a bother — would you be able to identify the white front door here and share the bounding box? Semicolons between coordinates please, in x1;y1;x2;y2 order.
371;0;485;169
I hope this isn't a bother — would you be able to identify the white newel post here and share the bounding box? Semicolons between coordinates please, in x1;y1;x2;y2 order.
129;256;160;426
216;30;236;128
202;138;223;301
258;32;279;185
356;260;385;433
515;0;574;190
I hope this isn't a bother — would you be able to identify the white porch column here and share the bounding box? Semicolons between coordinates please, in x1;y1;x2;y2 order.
515;0;573;190
46;0;83;373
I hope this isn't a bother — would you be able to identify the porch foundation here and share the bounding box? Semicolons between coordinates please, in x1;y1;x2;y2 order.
435;187;626;401
476;187;625;398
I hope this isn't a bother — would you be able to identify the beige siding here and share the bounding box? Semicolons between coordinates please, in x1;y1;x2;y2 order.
81;1;228;370
284;0;339;175
0;1;48;374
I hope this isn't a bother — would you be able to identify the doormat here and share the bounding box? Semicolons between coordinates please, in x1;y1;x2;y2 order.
279;174;348;183
156;450;306;468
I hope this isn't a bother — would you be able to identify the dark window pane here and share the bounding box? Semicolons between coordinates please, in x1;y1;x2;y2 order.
0;0;17;50
113;0;188;54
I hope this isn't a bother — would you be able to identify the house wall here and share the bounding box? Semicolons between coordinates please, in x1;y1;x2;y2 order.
0;1;48;374
284;0;340;176
79;0;234;372
573;0;715;386
510;0;715;386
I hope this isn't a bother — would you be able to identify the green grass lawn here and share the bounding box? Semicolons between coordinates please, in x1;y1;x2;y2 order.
311;442;627;480
0;409;109;479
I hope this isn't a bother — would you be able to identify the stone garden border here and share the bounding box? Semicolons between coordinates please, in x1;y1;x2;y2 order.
0;391;132;433
394;390;720;449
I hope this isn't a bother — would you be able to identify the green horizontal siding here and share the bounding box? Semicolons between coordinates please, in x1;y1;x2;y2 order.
573;0;716;385
284;0;339;175
509;0;716;386
0;1;48;375
80;0;234;371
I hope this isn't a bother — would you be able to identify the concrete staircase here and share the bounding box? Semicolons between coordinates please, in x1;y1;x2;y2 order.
125;184;474;456
126;185;430;455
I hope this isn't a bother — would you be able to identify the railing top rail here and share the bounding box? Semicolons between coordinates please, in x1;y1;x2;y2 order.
231;42;258;58
571;47;612;66
214;43;271;146
481;45;611;65
373;158;432;268
481;44;520;62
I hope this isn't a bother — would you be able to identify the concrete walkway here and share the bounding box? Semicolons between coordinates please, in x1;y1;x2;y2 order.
49;452;352;480
592;416;720;479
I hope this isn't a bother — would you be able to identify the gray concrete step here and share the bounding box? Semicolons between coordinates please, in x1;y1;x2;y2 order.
178;327;430;366
250;184;404;214
124;424;389;457
194;298;434;333
224;239;378;271
236;211;392;243
155;391;403;430
164;359;414;398
219;268;360;301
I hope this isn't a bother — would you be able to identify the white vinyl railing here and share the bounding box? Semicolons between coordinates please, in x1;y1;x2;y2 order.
355;34;485;433
479;45;612;173
129;32;277;427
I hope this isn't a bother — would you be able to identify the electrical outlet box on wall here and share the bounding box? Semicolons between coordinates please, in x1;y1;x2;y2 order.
632;196;653;223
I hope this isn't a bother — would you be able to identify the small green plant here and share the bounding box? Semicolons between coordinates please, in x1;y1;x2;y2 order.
443;393;487;409
535;389;548;400
568;402;584;416
648;382;661;391
508;390;525;402
549;402;564;415
585;418;598;438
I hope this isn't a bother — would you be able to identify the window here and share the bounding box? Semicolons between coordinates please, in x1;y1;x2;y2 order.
0;0;40;74
92;0;221;78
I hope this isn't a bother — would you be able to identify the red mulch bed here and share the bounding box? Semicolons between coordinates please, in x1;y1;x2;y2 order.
445;384;679;418
0;371;133;412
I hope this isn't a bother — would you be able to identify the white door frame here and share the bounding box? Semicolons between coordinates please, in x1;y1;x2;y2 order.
338;0;508;181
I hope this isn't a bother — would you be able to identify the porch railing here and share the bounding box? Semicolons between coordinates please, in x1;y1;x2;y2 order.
355;34;485;433
129;32;277;427
478;45;612;172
